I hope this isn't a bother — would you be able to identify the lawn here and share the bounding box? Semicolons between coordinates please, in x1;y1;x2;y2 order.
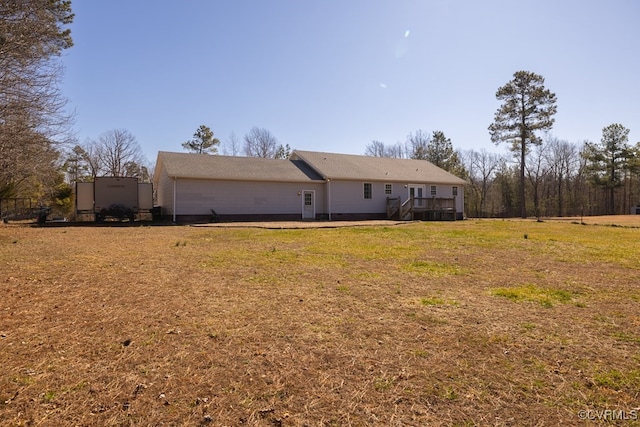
1;218;639;426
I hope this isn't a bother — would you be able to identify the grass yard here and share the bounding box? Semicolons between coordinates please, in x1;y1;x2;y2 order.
1;218;639;426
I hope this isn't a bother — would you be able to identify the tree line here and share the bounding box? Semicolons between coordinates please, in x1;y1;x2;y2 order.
0;1;292;218
0;0;74;213
181;125;291;159
2;2;638;219
365;71;639;218
463;129;640;218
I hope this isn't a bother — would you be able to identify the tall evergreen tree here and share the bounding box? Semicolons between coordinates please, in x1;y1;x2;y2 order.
489;71;557;218
583;123;631;214
182;125;220;154
426;130;466;177
274;143;291;159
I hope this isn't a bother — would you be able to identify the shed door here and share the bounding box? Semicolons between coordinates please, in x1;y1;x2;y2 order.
302;190;315;219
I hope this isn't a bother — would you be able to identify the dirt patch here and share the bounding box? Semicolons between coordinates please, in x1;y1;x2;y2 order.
542;214;640;227
194;219;411;229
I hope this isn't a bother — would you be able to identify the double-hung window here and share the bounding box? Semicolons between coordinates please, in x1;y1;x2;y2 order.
364;183;372;199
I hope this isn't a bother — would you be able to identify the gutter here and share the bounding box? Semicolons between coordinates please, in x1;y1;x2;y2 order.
327;178;332;221
172;177;177;223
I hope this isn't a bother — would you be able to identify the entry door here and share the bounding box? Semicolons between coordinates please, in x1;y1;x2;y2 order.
408;185;425;208
302;190;315;219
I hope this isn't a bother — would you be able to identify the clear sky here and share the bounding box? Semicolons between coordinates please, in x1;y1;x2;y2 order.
60;0;640;165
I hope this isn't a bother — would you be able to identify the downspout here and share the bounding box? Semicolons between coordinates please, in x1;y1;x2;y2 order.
327;178;332;221
172;177;177;223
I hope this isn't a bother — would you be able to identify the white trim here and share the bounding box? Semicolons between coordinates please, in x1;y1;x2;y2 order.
302;190;315;219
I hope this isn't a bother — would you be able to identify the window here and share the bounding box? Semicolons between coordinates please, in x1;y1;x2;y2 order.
452;186;458;196
304;192;313;206
385;183;392;195
364;183;372;199
430;185;437;196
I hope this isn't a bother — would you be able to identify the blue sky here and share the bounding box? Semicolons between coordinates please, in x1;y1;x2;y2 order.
60;0;640;165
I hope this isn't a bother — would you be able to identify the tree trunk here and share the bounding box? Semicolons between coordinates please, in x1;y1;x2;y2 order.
520;136;527;218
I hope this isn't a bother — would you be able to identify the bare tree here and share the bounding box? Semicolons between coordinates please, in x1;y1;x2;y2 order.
79;139;102;179
386;142;406;159
544;137;579;216
0;1;74;198
464;149;502;217
525;140;550;218
222;132;242;156
406;130;431;160
364;140;405;158
365;140;387;157
243;127;279;158
92;129;146;177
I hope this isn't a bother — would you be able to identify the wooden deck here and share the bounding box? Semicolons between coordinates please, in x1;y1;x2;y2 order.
387;197;456;221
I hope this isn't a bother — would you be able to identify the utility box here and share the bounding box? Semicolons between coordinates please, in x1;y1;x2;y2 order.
76;177;153;222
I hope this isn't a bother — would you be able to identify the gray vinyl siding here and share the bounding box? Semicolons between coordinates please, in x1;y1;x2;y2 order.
329;180;464;215
156;167;175;215
329;180;405;214
173;179;325;216
153;150;466;221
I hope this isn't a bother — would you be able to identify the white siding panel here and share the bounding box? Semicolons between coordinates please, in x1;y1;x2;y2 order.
330;180;390;214
329;180;464;215
156;167;175;215
174;179;325;215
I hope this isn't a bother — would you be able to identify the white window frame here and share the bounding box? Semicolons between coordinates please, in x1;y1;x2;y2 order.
384;183;392;195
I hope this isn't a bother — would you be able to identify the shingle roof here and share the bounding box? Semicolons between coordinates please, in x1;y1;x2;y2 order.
292;150;467;185
155;150;466;185
156;151;324;182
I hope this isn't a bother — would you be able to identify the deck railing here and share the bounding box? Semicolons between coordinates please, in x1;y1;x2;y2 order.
386;197;456;220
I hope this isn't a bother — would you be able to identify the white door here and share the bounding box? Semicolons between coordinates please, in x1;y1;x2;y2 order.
302;190;315;219
408;184;425;208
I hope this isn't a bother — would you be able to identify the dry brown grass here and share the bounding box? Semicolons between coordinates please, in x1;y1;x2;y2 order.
1;218;639;426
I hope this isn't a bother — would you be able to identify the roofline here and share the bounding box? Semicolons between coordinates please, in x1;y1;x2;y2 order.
164;174;463;185
291;149;466;184
156;150;466;185
163;174;325;184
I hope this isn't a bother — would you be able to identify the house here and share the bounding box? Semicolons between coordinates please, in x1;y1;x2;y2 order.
153;150;466;223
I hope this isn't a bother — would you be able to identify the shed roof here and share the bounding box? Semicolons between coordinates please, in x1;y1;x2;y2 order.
292;150;467;185
155;151;324;182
